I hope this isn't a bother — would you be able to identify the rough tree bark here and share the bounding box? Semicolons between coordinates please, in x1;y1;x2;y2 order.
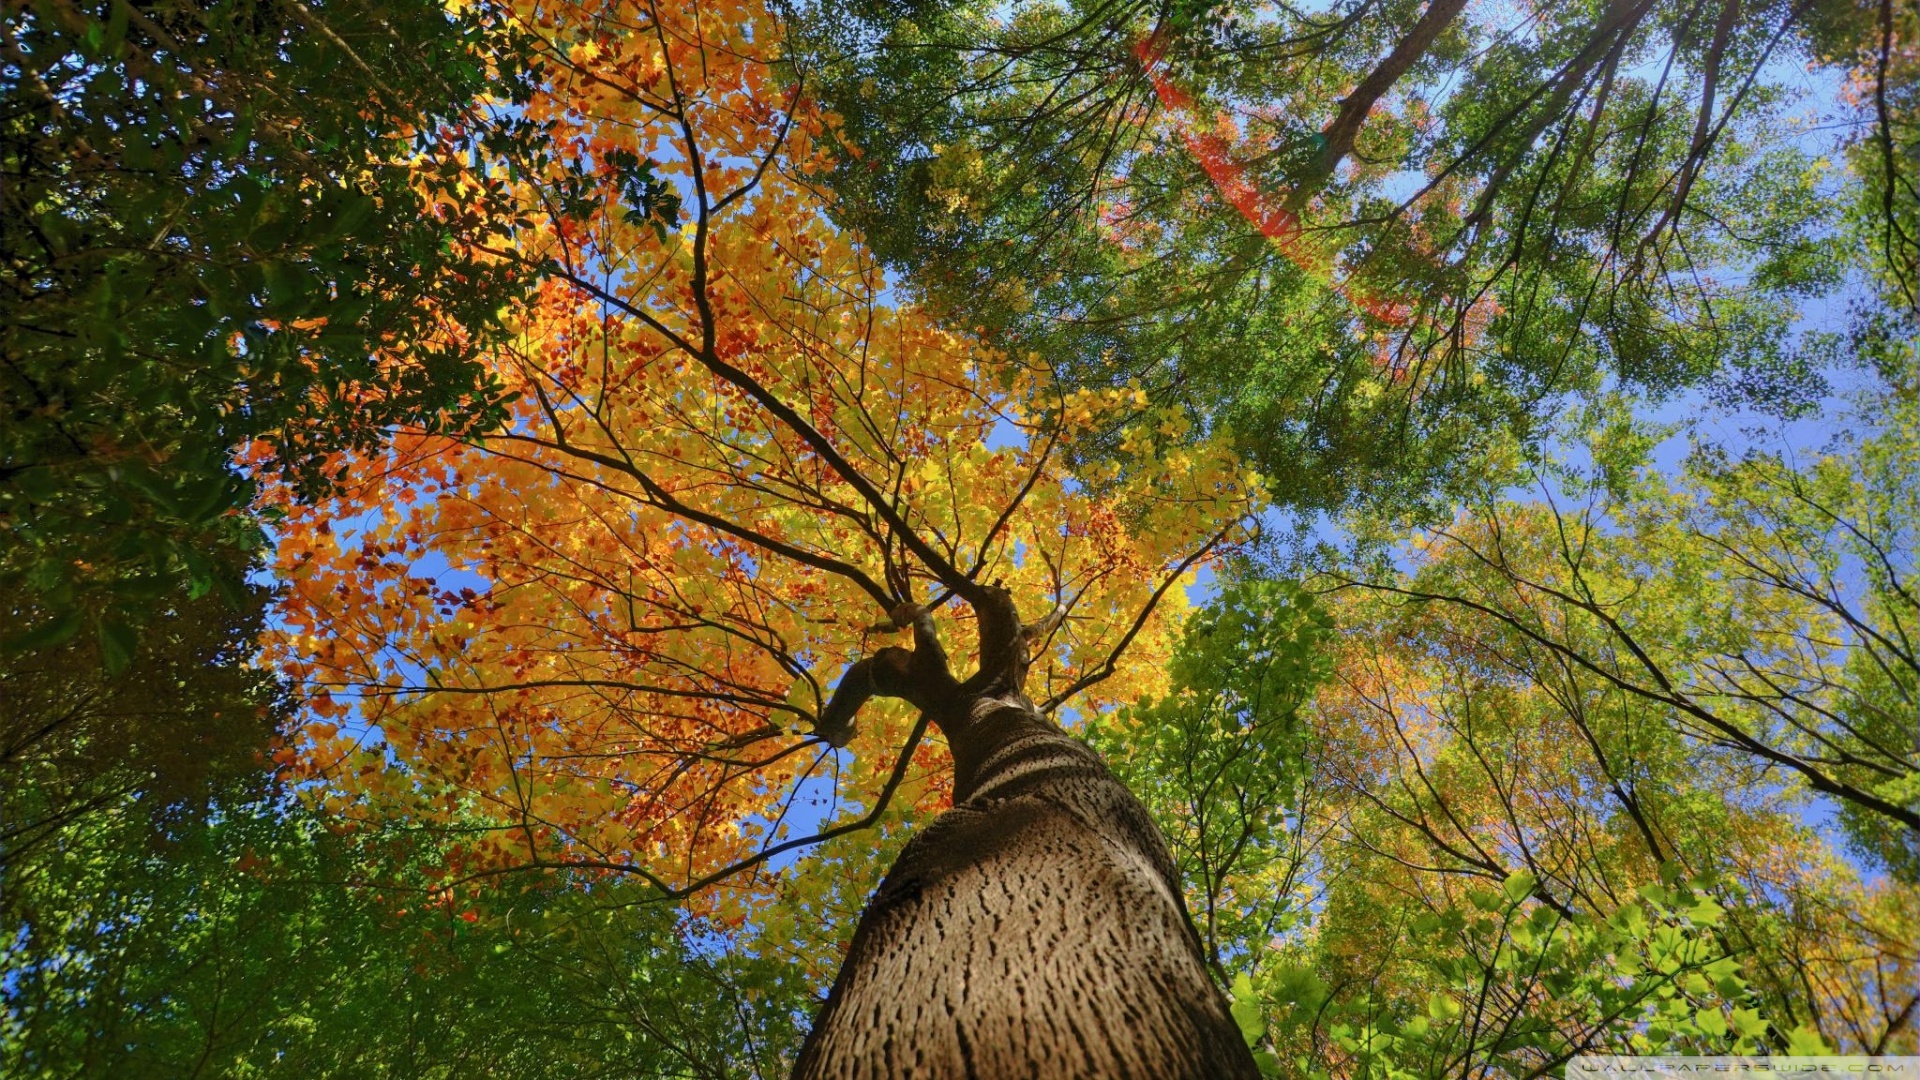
793;588;1261;1080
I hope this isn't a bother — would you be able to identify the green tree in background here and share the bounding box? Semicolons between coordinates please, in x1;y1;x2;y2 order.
1338;383;1920;877
1;0;529;657
2;786;812;1078
793;0;1868;516
1087;578;1333;982
0;552;281;880
1111;384;1919;1076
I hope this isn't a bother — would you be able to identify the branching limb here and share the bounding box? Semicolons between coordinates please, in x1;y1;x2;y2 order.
1286;0;1469;211
815;603;958;745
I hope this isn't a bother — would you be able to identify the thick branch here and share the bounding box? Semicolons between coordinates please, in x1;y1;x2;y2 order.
815;605;958;745
1285;0;1469;210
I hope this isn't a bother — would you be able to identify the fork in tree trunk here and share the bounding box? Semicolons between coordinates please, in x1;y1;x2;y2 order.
792;586;1261;1080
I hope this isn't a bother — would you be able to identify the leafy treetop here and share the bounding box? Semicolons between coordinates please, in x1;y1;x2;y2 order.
1;0;529;660
264;0;1259;904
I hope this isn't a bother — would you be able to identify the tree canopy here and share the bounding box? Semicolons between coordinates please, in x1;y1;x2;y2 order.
794;0;1893;513
2;0;1914;1072
261;0;1256;902
1;0;526;655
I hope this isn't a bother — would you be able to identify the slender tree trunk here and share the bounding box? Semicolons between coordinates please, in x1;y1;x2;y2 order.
1285;0;1469;210
793;590;1260;1080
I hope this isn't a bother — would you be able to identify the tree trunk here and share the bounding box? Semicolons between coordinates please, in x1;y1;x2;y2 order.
793;590;1260;1080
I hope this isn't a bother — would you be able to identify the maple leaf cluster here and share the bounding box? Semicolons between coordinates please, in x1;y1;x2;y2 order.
263;0;1260;899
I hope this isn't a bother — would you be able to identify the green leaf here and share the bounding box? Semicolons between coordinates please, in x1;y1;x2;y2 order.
1730;1008;1770;1039
1230;972;1266;1047
1502;871;1537;905
1686;897;1725;927
1785;1025;1832;1055
104;0;130;55
99;619;139;676
4;608;84;653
